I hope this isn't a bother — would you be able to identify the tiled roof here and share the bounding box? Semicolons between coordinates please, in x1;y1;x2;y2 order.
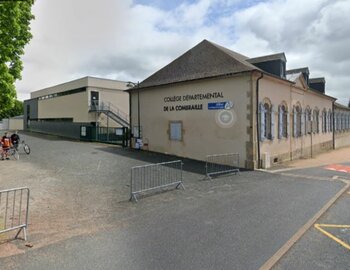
137;39;260;89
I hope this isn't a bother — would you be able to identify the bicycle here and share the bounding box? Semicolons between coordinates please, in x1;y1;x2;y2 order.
1;147;19;160
14;140;30;155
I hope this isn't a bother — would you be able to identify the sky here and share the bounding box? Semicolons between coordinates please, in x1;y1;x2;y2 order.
16;0;349;106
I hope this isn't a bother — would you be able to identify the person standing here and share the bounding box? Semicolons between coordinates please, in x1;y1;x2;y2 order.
10;130;20;149
1;132;12;160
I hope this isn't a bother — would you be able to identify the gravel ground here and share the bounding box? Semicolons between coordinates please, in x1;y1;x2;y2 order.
0;131;208;256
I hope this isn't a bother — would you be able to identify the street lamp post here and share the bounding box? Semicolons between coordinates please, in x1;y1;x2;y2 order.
127;81;141;140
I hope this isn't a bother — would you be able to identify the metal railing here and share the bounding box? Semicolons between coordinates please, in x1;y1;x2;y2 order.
130;160;185;202
0;187;30;240
205;153;240;180
89;100;129;125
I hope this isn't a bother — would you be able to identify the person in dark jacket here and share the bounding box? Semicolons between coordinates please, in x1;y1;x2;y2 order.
10;130;20;149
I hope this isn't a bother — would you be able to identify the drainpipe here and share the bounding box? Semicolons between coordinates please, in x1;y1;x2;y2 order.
332;101;335;149
256;72;264;169
128;91;132;148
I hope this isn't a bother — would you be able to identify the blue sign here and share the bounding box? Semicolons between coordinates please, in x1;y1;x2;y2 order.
208;102;226;110
208;101;233;110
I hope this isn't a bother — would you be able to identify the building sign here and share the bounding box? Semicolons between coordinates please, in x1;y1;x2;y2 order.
81;126;86;136
163;92;224;103
116;128;124;135
163;91;224;112
208;101;233;110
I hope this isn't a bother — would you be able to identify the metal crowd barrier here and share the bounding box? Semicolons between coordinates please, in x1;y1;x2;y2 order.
130;160;185;202
205;153;240;180
0;187;30;241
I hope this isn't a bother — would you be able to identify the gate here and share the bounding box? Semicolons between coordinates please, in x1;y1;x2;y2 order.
0;187;30;240
80;126;129;147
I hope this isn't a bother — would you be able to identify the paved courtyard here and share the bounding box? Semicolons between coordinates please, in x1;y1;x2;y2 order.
0;132;349;269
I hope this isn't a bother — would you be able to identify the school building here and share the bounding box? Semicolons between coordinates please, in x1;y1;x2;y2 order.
24;76;130;143
128;39;350;169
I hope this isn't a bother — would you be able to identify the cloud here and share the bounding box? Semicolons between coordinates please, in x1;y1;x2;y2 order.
16;0;349;105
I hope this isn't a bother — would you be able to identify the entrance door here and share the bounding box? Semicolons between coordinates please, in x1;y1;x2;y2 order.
91;91;99;109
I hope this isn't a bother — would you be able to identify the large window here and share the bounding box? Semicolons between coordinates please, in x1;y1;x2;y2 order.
169;121;182;141
259;100;274;141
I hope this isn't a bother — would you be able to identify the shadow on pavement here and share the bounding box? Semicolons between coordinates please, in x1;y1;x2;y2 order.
96;145;251;176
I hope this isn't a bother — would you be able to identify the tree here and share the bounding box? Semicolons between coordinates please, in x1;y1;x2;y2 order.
0;99;23;119
0;0;34;115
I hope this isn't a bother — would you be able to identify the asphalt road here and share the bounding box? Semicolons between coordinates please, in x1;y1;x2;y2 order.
0;132;349;269
273;164;350;270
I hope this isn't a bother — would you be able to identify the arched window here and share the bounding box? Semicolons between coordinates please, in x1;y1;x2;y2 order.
278;103;288;139
259;99;275;141
264;103;271;138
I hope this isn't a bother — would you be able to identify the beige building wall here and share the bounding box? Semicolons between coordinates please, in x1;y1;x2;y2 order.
93;88;129;113
38;92;89;122
87;87;129;126
334;105;350;149
131;75;253;168
9;118;24;131
259;75;334;167
31;77;128;99
32;76;129;127
335;131;350;148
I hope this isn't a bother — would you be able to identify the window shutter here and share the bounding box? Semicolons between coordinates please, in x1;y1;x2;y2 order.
286;111;290;138
271;105;275;140
259;103;265;141
330;113;333;132
301;109;305;136
335;114;337;131
278;105;282;139
293;107;297;137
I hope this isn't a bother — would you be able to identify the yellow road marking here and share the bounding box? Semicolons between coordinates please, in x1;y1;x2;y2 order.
314;224;350;251
317;224;350;228
259;183;350;270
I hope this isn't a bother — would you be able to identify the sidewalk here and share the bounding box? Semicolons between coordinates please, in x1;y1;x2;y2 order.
272;146;350;171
